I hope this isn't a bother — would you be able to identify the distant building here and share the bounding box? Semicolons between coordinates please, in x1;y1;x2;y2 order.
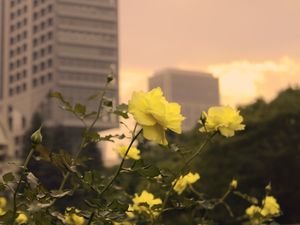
0;0;119;161
149;68;220;130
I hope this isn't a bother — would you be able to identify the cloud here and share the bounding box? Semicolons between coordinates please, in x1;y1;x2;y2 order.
119;68;153;103
206;57;300;105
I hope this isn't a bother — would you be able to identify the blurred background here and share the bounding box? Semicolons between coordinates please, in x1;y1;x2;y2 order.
0;0;299;224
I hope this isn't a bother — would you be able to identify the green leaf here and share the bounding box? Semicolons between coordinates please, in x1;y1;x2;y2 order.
137;164;160;178
103;98;113;107
113;104;129;119
50;190;72;198
26;172;39;189
113;110;129;119
35;144;51;161
74;103;86;115
2;172;15;183
109;199;128;212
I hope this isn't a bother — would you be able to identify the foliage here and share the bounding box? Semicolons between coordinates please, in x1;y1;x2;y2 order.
0;74;285;225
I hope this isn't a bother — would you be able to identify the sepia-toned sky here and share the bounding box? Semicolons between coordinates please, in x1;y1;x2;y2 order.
119;0;300;105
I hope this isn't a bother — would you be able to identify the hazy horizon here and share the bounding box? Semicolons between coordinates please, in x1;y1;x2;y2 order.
119;0;300;105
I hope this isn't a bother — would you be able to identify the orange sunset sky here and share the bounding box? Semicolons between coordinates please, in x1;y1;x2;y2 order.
118;0;300;106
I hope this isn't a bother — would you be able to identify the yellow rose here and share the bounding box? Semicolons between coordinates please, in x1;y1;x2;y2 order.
117;146;141;160
173;172;200;195
0;197;6;208
261;196;280;216
0;197;7;216
130;190;162;217
16;213;28;224
128;87;185;145
114;221;135;225
245;205;262;217
230;179;238;189
199;106;245;137
65;208;85;225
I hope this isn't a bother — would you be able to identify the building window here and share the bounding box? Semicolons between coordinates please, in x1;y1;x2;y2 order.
33;38;38;46
16;34;21;42
8;117;13;131
41;8;45;16
40;76;45;84
40;48;45;56
10;37;14;45
23;18;27;25
33;25;38;33
11;1;15;7
47;45;52;53
48;18;53;26
10;63;14;70
34;12;38;19
10;50;14;57
22;116;26;129
24;5;28;13
40;62;45;70
22;70;27;78
16;85;21;94
33;51;38;59
47;59;52;67
22;57;27;64
9;88;14;96
23;44;27;51
10;25;15;32
17;47;21;54
48;4;53;12
48;72;53;81
22;83;27;91
11;12;15;19
33;65;38;73
41;21;45;30
33;0;38;7
9;76;14;83
32;78;38;87
47;32;53;40
17;9;21;16
23;31;27;38
40;35;45;43
16;73;21;80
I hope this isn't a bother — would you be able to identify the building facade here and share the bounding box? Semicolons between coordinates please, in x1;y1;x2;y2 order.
0;0;119;163
149;68;219;130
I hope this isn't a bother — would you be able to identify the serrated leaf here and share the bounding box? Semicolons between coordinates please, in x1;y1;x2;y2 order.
2;172;15;183
113;110;129;119
50;190;72;198
74;103;86;115
137;164;160;178
28;201;52;212
103;98;113;107
27;172;39;189
109;200;128;212
35;144;50;161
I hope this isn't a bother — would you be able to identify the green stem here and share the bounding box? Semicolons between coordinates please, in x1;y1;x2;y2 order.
54;82;109;201
11;147;35;224
161;132;216;211
99;128;142;196
87;211;95;225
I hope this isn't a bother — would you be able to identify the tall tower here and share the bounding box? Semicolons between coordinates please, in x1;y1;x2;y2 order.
0;0;119;161
149;68;220;130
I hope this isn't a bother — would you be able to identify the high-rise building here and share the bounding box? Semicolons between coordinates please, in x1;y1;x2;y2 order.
149;68;219;130
0;0;119;162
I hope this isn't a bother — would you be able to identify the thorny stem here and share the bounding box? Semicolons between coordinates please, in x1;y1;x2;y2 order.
56;82;109;199
10;147;35;224
99;126;142;196
161;132;217;212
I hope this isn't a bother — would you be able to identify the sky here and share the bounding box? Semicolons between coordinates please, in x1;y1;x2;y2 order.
118;0;300;105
